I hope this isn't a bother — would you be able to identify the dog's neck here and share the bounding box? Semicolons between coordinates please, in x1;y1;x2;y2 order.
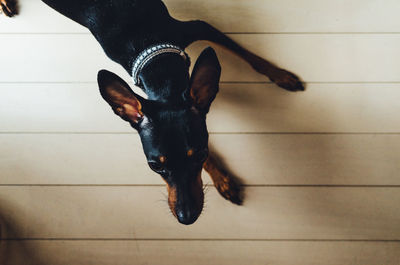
136;53;190;104
131;44;188;86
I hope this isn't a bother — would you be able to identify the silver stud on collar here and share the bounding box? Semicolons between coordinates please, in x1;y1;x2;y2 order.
131;43;189;87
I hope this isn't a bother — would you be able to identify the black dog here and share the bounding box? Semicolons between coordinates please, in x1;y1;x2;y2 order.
2;0;304;225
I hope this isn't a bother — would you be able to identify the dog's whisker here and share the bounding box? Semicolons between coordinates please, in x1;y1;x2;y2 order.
203;182;211;194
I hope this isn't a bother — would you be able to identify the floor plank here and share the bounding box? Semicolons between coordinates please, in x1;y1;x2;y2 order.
1;0;400;33
0;187;399;240
1;134;399;185
1;240;399;265
1;35;400;82
2;83;400;133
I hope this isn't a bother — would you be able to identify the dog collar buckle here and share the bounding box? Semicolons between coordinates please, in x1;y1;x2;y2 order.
131;43;189;87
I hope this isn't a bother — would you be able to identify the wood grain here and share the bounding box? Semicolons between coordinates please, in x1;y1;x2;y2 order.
1;0;400;33
0;240;399;265
0;187;398;240
1;83;400;133
1;35;400;83
1;134;399;185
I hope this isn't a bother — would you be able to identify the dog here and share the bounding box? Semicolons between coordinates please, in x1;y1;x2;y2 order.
1;0;304;225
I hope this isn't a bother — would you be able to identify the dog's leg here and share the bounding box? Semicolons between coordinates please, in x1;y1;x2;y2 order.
0;0;18;17
181;20;304;92
203;154;243;205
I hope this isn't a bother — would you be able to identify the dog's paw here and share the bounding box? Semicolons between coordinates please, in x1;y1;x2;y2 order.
269;68;305;92
0;0;18;17
214;175;243;205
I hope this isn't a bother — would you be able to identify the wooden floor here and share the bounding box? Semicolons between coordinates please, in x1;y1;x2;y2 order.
1;0;400;264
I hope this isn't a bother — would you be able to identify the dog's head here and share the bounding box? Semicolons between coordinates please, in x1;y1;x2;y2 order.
97;48;221;225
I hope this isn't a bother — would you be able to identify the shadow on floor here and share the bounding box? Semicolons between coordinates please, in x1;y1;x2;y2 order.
0;203;44;265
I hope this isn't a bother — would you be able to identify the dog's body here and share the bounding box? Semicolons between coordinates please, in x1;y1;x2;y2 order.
2;0;304;225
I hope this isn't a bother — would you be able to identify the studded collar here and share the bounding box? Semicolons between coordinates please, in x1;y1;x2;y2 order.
131;43;189;87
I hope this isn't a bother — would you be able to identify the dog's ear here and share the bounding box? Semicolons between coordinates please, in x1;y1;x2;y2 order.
189;47;221;113
97;70;145;124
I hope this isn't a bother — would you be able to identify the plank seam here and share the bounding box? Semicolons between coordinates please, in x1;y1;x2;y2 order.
2;81;400;84
1;238;399;242
1;132;400;135
2;32;400;35
0;184;399;188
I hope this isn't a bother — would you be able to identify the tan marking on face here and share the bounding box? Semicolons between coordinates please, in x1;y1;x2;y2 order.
165;170;204;222
187;149;194;157
159;156;166;163
167;184;178;218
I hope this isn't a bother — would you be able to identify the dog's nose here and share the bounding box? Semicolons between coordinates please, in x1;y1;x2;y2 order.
176;209;199;225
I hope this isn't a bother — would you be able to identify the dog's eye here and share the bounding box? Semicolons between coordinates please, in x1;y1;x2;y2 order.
148;162;164;173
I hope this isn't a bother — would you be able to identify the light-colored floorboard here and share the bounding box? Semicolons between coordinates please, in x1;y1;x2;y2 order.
1;35;400;82
0;240;399;265
2;83;400;133
0;134;399;185
1;0;400;33
0;187;398;240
